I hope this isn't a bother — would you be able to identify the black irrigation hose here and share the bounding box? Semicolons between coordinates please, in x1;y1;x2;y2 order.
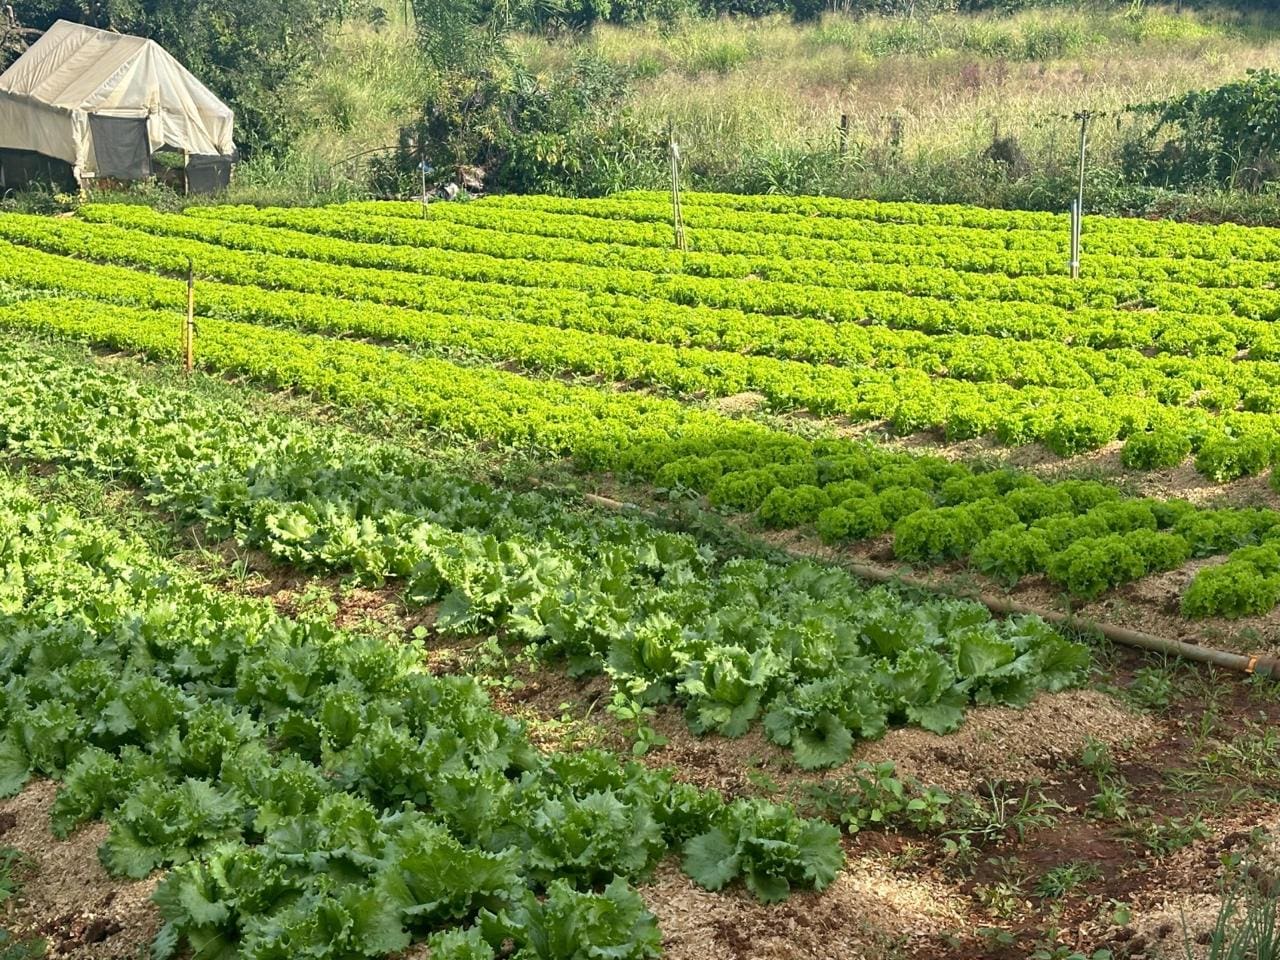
582;493;1280;679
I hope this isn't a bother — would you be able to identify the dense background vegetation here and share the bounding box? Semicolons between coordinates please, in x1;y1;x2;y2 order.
5;1;1280;220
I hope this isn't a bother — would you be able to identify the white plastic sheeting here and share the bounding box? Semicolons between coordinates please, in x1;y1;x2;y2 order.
0;19;235;178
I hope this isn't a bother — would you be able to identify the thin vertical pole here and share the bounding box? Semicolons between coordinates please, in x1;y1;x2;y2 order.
420;160;428;220
184;257;195;373
839;113;849;159
1075;110;1090;217
1072;109;1091;281
1069;200;1080;280
668;119;686;253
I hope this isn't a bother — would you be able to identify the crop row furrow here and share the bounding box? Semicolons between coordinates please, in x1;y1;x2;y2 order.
321;200;1280;287
6;212;1272;369
12;235;1280;424
75;204;1280;321
0;467;852;958
3;296;1279;619
0;337;1088;772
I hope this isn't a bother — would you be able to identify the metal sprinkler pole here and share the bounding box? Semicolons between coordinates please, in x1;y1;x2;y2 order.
1071;109;1092;279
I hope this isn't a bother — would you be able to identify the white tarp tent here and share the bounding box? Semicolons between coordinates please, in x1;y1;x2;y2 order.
0;19;235;187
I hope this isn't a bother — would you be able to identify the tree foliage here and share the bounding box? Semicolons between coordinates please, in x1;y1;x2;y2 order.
1126;68;1280;192
9;0;343;154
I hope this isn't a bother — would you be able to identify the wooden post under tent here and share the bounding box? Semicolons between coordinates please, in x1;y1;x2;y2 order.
0;19;237;194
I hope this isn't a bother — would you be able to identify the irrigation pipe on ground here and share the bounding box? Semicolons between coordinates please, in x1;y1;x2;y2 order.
581;492;1280;679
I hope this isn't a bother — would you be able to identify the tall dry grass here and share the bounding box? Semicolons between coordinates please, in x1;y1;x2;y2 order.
518;4;1280;207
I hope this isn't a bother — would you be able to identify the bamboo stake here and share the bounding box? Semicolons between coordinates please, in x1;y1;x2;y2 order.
667;119;686;253
184;257;195;374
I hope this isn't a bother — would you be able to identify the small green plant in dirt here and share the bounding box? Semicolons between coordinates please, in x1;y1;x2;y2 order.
977;856;1030;921
1184;870;1280;960
1200;721;1280;784
0;930;46;960
0;848;24;905
1080;737;1114;778
977;927;1017;951
1125;663;1180;711
1127;814;1212;855
805;761;951;834
1107;901;1133;927
1036;861;1103;900
606;690;669;757
952;781;1063;846
459;636;521;690
1029;945;1113;960
1089;778;1135;823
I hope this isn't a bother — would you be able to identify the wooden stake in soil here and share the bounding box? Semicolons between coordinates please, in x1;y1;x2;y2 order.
667;119;687;253
184;257;195;374
838;113;850;159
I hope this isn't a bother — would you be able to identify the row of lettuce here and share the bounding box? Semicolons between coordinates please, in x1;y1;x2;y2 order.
190;202;1280;291
1;470;848;959
360;193;1280;266
0;340;1091;772
6;220;1280;487
71;202;1280;323
13;214;1280;369
0;296;1275;620
576;190;1280;264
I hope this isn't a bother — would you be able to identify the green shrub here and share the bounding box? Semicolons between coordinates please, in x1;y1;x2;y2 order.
874;487;934;523
1229;544;1280;575
1173;508;1272;556
1182;563;1280;619
971;526;1053;586
1043;412;1119;457
709;469;779;512
757;485;831;529
1054;480;1122;513
1035;513;1113;550
654;455;726;492
822;480;874;504
938;474;1001;506
1045;534;1146;599
815;499;887;544
815;454;876;484
1003;485;1075;522
1123;530;1191;574
1121;430;1192;470
868;463;935;493
893;507;983;564
965;498;1021;537
1149;498;1198;529
1195;433;1276;483
1088;500;1159;534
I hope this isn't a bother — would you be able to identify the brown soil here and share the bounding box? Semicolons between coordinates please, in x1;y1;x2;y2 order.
0;781;160;958
643;852;957;960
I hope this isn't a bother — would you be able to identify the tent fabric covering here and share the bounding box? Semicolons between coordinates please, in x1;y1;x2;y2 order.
0;19;235;180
